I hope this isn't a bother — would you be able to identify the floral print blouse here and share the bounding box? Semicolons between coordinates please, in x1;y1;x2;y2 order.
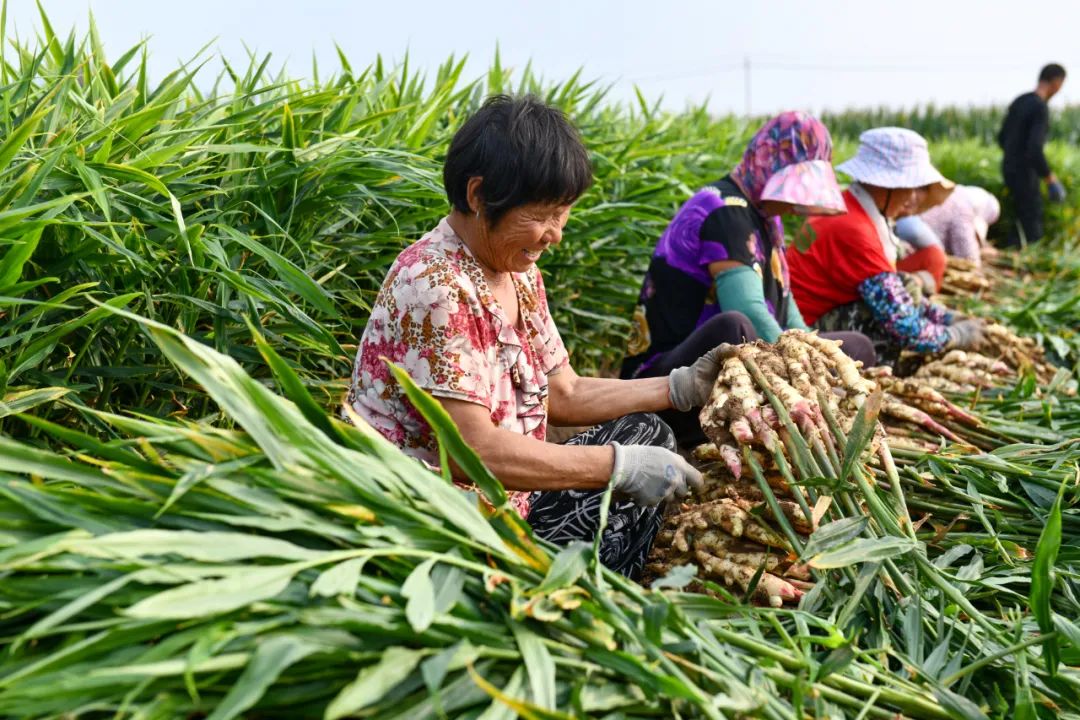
858;272;953;352
345;218;570;518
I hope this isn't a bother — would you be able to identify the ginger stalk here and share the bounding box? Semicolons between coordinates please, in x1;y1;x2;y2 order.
882;396;962;443
693;550;803;607
917;361;995;388
876;376;982;426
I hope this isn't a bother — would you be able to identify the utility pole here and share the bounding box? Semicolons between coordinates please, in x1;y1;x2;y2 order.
744;55;752;116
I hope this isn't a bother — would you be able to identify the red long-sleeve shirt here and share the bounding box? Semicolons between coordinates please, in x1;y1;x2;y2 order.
789;189;952;352
788;190;894;325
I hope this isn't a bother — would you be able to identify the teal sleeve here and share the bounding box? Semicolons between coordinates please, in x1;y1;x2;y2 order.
784;294;809;331
713;265;784;342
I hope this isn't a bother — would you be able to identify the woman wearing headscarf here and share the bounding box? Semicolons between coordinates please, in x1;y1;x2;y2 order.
621;111;875;444
789;128;986;368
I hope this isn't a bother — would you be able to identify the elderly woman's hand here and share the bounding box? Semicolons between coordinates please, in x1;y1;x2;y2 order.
668;345;727;411
610;443;703;506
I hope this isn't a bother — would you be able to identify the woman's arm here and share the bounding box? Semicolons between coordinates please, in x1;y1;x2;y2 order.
858;272;950;353
940;203;980;263
708;261;785;341
441;397;614;490
546;364;671;427
921;298;955;326
783;294;809;331
696;203;786;341
894;215;942;250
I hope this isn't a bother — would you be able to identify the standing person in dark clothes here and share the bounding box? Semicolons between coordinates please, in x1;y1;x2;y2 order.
346;95;711;579
998;63;1067;247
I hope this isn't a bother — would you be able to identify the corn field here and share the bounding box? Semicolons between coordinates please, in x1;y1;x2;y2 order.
2;9;1080;720
819;104;1080;145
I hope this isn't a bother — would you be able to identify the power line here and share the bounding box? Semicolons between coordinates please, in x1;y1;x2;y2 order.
753;61;1030;73
623;65;742;83
621;57;1041;84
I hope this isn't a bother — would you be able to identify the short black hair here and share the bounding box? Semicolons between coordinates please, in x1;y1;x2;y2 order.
443;94;593;226
1040;63;1067;83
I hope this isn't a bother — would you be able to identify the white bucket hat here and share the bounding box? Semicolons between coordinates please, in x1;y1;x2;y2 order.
837;127;955;212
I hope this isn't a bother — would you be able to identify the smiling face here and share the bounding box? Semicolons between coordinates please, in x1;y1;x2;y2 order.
480;202;572;273
453;176;575;275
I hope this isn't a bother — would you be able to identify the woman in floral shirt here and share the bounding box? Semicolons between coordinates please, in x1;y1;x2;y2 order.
346;96;722;578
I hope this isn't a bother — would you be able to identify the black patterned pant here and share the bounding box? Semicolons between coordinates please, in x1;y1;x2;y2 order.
528;413;675;579
813;300;902;369
813;272;927;370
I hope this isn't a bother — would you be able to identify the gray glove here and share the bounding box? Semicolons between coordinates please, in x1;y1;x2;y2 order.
668;345;725;411
610;443;703;507
913;270;938;295
946;318;986;350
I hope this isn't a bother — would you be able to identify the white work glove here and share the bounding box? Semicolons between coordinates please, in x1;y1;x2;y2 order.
668;346;725;411
946;318;986;351
610;443;703;507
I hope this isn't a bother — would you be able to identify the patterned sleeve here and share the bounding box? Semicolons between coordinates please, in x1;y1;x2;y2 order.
857;272;950;353
362;257;496;409
922;300;954;326
531;269;570;375
941;201;981;263
698;203;763;268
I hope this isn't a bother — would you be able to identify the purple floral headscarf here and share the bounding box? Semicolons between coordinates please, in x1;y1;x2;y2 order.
731;111;846;216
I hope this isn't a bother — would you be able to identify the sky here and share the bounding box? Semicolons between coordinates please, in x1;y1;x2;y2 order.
6;0;1080;114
